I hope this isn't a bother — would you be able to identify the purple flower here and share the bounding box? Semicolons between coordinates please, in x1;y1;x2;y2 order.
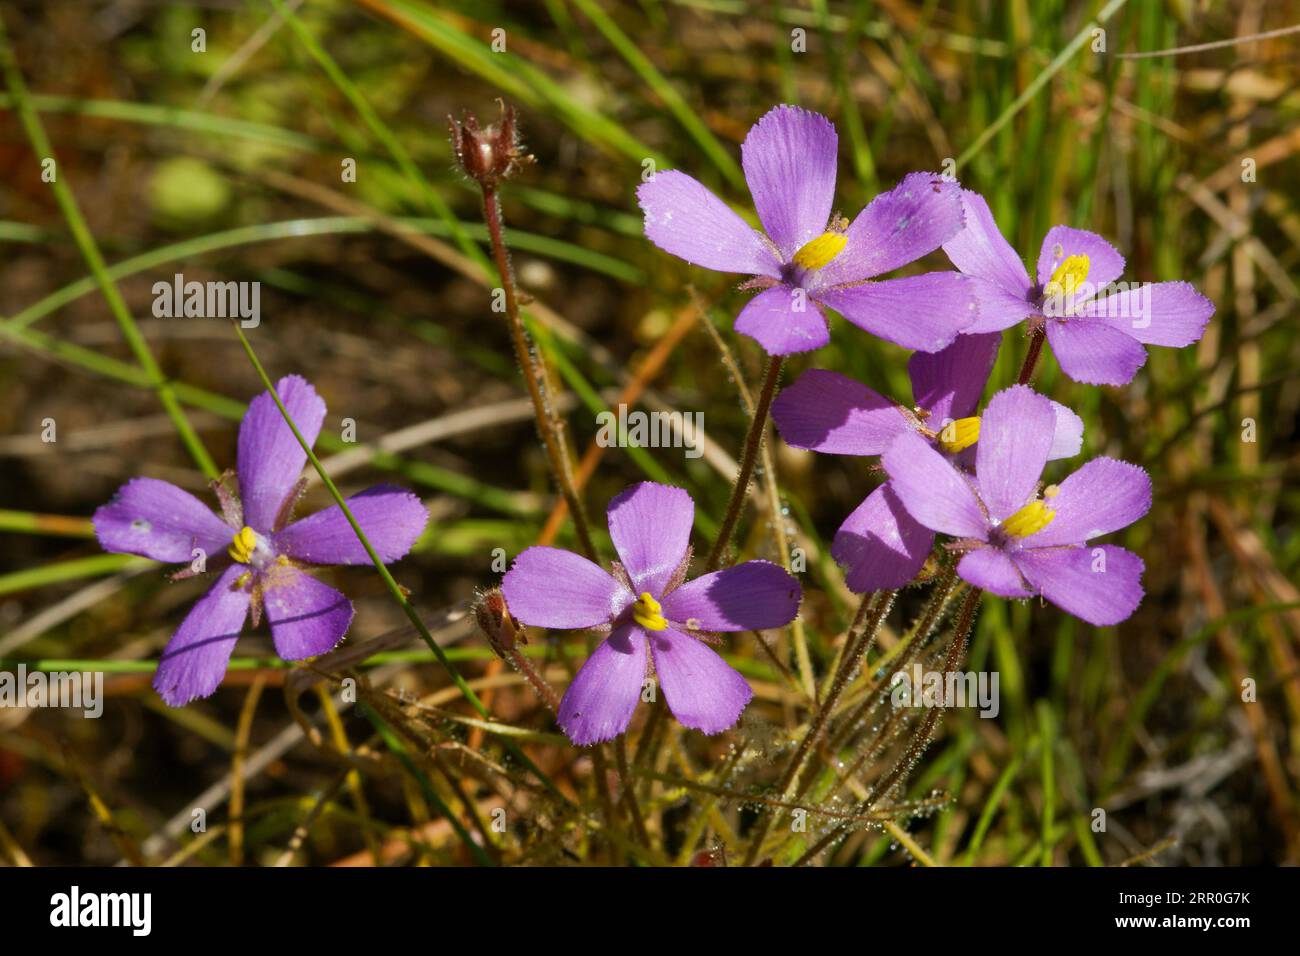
637;104;975;355
773;334;1083;592
943;189;1214;385
881;385;1151;626
94;375;429;706
501;482;802;745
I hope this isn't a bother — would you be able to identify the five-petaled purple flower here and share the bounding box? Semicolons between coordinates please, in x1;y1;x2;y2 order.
94;375;429;706
881;385;1152;626
943;189;1214;385
772;333;1083;592
637;104;975;355
501;481;801;745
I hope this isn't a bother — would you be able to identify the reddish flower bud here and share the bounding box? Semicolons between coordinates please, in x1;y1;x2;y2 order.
448;101;533;187
473;587;527;657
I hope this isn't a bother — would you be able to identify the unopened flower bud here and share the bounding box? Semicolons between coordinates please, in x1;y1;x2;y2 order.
448;101;533;187
474;587;526;657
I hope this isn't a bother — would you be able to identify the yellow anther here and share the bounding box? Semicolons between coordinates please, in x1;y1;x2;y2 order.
1044;253;1090;299
234;571;252;589
792;231;848;271
938;416;981;454
228;526;258;564
1001;499;1056;538
276;555;290;566
632;591;668;632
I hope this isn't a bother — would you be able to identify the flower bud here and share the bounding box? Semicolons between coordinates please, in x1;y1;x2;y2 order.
448;101;532;187
473;587;527;657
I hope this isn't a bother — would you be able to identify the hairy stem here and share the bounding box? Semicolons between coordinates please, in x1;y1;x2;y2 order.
741;589;895;866
1017;325;1047;384
706;354;784;572
795;586;983;866
480;183;598;560
615;737;651;848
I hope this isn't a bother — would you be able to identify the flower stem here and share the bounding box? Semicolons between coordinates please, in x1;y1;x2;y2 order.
706;354;784;572
741;589;894;867
1017;325;1047;384
500;645;560;714
793;585;983;866
479;183;598;561
614;737;651;848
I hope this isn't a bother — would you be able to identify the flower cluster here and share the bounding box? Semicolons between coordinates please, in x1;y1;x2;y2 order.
97;103;1213;757
482;102;1213;745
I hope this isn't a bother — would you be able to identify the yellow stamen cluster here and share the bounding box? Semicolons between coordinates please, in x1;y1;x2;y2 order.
938;416;981;454
1044;253;1090;299
792;231;848;271
1002;496;1057;538
228;526;258;564
632;591;668;631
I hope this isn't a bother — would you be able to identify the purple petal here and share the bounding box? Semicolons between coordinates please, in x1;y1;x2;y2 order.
557;623;648;746
741;105;838;259
771;368;909;455
965;277;1038;332
943;189;1032;296
1046;319;1148;386
607;482;693;595
908;331;1000;423
1037;226;1125;292
502;546;631;629
637;170;781;277
94;477;233;563
237;375;326;532
1080;281;1214;347
1046;401;1084;460
733;284;830;355
263;566;354;660
648;627;753;735
881;431;987;539
817;272;977;352
1019;457;1151;549
831;482;934;592
1014;545;1144;626
274;485;428;565
958;547;1032;598
662;560;801;632
813;172;963;288
153;565;250;706
975;385;1056;521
